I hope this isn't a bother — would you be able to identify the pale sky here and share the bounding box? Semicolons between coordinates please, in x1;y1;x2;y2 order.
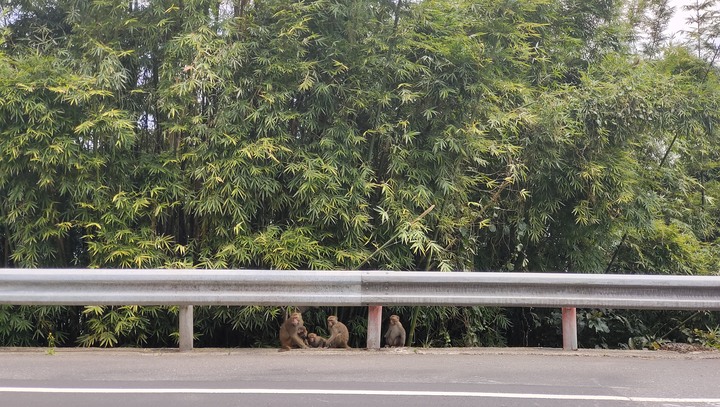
665;0;719;39
666;0;691;40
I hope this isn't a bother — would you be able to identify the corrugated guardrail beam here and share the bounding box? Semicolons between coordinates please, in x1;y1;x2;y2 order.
2;269;719;310
0;269;363;306
360;271;720;309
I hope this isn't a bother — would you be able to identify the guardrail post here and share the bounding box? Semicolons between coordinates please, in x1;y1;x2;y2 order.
562;307;577;351
179;305;193;352
367;306;382;349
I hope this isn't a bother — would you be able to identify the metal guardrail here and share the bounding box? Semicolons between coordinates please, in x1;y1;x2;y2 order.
1;269;719;351
2;269;719;308
0;269;362;306
362;271;720;309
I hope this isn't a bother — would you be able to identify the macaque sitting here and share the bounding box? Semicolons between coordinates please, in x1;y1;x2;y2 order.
384;314;406;347
307;333;327;348
296;325;310;347
279;312;309;351
324;315;350;349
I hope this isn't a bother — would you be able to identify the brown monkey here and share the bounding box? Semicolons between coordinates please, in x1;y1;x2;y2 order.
384;314;406;347
279;312;309;351
324;315;350;349
296;325;309;347
307;333;327;348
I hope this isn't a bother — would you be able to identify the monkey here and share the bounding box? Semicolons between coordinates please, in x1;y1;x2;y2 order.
384;314;406;347
296;325;310;347
306;332;327;348
278;312;309;351
324;315;350;349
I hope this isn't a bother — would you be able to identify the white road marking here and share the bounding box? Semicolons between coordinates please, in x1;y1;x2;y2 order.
0;387;719;403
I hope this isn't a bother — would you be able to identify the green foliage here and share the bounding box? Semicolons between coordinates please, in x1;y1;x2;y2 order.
0;305;81;346
686;326;720;349
193;306;284;347
46;331;56;355
386;306;509;347
77;305;175;347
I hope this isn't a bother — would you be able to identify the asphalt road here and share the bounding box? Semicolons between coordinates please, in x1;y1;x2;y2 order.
1;347;719;407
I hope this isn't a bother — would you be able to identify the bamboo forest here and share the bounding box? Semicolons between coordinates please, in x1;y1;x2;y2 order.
1;0;719;349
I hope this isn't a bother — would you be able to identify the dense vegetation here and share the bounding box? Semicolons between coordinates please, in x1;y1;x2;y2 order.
1;0;719;349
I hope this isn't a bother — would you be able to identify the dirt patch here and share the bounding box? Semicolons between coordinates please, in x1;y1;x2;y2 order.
658;342;719;353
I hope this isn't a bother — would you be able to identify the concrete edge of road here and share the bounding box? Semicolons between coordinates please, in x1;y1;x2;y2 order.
1;346;718;359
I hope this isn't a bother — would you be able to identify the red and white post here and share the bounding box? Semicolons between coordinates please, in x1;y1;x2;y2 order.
562;307;578;351
367;306;383;349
